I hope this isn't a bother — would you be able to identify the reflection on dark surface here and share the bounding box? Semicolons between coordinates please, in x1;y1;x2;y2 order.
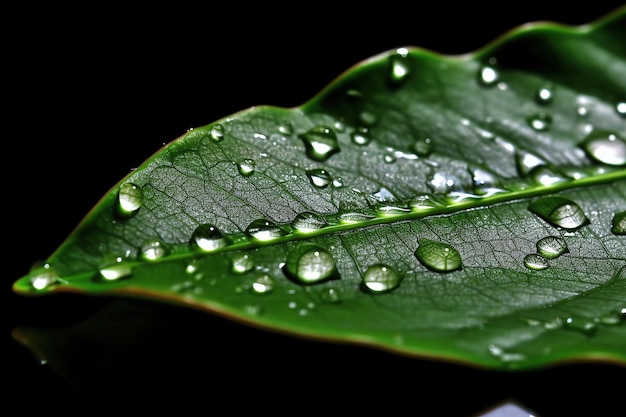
8;295;625;414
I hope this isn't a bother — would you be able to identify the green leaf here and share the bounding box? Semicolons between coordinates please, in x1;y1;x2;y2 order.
13;7;626;370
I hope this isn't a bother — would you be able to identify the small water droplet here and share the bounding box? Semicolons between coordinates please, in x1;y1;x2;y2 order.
535;82;554;105
231;254;255;274
536;236;568;259
351;127;371;146
298;126;340;161
611;211;626;235
528;196;590;231
412;137;433;157
409;193;445;212
526;112;552;131
191;224;230;251
99;255;133;281
579;130;626;166
415;239;462;272
237;159;256;176
117;182;143;218
478;59;499;86
291;212;327;232
320;287;342;303
306;168;332;189
30;264;60;290
516;151;547;176
616;100;626;117
283;243;338;285
209;124;225;141
427;172;462;194
362;263;402;293
523;254;549;270
388;48;410;86
245;219;288;241
279;123;294;135
565;315;597;335
251;274;275;294
339;212;375;224
139;239;169;261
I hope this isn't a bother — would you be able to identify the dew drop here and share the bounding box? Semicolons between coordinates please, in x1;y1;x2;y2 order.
409;193;445;212
565;315;597;335
139;239;169;261
387;48;410;86
535;82;554;105
516;151;547;176
99;255;133;281
117;182;143;218
427;172;462;194
278;123;294;135
245;219;288;241
251;274;275;294
536;236;568;259
306;168;332;189
526;112;552;131
231;254;255;274
478;59;499;86
616;100;626;117
351;127;371;146
283;243;338;285
209;124;225;141
237;159;255;176
523;254;549;270
528;196;590;231
298;126;340;162
291;212;327;232
30;264;60;290
414;239;462;272
579;130;626;166
339;212;375;224
362;263;402;293
320;287;342;303
528;165;571;187
611;211;626;235
412;137;433;157
191;224;229;251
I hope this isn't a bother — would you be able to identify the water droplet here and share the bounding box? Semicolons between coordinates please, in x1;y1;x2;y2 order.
339;212;375;224
362;263;402;293
427;172;462;194
565;316;597;335
478;59;499;86
237;159;255;176
412;137;433;157
528;165;570;187
283;243;338;285
209;124;225;141
231;254;255;274
139;239;169;261
298;126;340;162
409;193;445;212
372;187;396;203
528;196;590;231
616;100;626;117
191;224;229;251
245;219;288;241
30;264;60;290
579;130;626;166
251;274;275;294
611;211;626;235
117;182;143;217
526;112;552;131
414;239;462;272
516;150;547;176
278;123;294;135
291;212;327;232
351;127;371;146
99;255;133;281
536;236;568;259
523;254;549;270
306;168;332;189
535;82;554;104
388;48;410;86
320;287;342;303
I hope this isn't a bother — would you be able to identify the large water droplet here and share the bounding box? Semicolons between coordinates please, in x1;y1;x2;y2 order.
523;253;549;270
209;124;225;141
298;126;340;162
117;182;143;218
528;165;570;187
611;211;626;235
191;224;229;251
139;239;169;261
536;236;568;259
283;243;338;285
245;219;288;241
414;239;462;272
30;264;60;290
579;130;626;166
99;255;133;281
528;196;590;231
291;212;327;232
306;168;332;189
387;48;410;86
361;263;402;293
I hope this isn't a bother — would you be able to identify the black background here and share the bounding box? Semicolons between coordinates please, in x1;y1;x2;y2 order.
5;3;625;415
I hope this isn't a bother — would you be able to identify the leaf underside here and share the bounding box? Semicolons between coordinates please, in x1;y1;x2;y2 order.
14;7;626;370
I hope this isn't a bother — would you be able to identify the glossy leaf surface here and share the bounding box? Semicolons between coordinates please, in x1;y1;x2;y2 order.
13;7;626;370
